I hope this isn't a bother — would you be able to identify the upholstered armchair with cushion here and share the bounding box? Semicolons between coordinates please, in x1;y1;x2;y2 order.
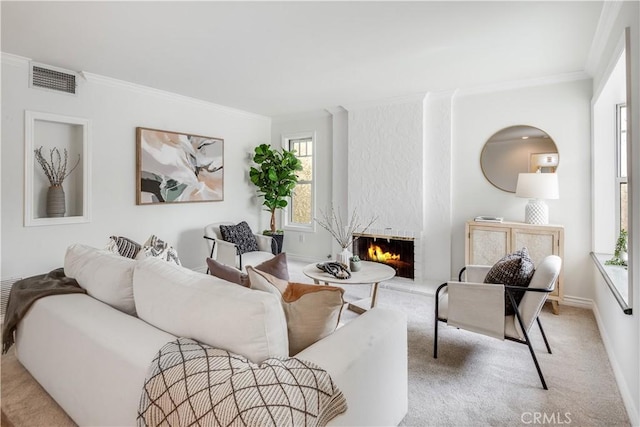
434;254;562;389
203;221;274;272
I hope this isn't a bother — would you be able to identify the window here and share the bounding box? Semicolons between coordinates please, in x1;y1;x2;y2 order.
283;132;315;231
616;103;628;235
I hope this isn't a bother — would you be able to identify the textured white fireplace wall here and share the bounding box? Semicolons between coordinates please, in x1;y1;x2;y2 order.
423;92;453;281
346;98;425;231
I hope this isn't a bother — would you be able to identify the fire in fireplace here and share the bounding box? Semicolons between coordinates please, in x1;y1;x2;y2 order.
353;233;415;279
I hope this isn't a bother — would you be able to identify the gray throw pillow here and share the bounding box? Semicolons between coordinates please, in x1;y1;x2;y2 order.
484;247;535;316
219;221;259;254
206;258;250;287
252;252;290;281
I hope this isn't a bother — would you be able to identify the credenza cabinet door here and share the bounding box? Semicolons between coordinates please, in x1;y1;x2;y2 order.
467;225;510;265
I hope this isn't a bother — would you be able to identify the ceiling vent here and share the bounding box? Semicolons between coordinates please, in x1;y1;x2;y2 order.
29;62;78;95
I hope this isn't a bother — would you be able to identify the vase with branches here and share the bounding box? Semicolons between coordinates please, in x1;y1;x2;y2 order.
34;146;81;217
315;206;377;267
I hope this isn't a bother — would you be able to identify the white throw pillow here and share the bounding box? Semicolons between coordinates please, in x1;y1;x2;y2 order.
133;257;289;364
64;243;137;316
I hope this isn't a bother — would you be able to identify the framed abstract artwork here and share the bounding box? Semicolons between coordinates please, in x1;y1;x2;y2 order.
136;127;224;204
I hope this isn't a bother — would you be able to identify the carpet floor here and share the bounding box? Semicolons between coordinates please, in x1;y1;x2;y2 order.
1;271;631;426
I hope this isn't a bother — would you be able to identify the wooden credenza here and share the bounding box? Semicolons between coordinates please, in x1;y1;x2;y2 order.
465;220;565;314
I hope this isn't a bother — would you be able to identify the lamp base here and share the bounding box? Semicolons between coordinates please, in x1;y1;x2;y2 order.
525;199;549;225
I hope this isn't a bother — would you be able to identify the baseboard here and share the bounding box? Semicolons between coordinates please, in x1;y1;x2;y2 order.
591;302;639;426
560;295;593;310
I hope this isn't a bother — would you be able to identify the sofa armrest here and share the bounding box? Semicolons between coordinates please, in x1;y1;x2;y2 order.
296;308;408;426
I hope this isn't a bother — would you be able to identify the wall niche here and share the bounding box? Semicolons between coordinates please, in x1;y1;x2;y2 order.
24;111;91;226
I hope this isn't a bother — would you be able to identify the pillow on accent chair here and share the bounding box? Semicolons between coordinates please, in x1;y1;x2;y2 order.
246;266;345;355
484;247;535;315
219;221;259;254
137;235;181;266
106;235;142;259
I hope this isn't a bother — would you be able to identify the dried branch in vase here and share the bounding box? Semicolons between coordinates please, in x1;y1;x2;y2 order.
315;206;377;249
34;146;81;186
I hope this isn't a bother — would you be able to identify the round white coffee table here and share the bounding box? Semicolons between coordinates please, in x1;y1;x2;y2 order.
302;261;396;313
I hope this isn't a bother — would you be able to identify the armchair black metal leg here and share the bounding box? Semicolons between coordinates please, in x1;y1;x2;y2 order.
434;283;448;359
203;237;216;274
508;290;548;390
537;317;552;354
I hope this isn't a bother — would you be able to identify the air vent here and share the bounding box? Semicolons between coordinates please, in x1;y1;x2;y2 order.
30;62;77;95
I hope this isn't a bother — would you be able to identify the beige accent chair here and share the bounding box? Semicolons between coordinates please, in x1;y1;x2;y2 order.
434;255;562;390
203;222;274;272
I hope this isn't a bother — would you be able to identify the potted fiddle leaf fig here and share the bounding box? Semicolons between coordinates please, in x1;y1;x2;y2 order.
249;143;302;253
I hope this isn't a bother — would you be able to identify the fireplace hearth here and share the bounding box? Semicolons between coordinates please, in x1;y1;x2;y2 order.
352;232;415;279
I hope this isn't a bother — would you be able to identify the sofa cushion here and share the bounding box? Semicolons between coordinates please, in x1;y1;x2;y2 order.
133;257;289;363
206;258;250;287
219;221;259;254
64;244;137;316
247;266;344;355
484;247;535;315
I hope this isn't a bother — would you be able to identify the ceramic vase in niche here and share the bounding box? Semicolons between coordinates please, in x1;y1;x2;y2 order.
46;185;66;217
336;248;352;268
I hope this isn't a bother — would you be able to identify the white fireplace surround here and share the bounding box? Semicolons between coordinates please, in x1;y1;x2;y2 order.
336;93;451;283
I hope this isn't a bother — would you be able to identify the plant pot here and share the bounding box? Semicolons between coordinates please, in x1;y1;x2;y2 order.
350;260;362;272
266;232;284;255
46;185;65;217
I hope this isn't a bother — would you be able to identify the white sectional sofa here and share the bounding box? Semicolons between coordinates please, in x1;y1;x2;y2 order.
14;244;408;426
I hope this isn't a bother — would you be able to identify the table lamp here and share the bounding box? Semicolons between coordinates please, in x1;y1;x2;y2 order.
515;172;559;225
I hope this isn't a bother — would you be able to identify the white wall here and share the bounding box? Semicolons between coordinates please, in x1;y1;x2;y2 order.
1;54;271;279
270;112;334;261
589;1;640;424
452;79;593;301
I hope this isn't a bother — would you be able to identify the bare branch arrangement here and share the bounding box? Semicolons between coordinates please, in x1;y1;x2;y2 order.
34;146;81;186
315;206;377;249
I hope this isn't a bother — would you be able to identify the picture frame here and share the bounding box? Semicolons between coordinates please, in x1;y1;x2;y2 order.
136;127;224;204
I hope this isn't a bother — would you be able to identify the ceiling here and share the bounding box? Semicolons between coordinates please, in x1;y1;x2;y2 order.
1;1;603;117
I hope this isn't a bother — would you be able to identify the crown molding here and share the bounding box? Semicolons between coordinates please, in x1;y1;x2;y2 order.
585;1;624;76
342;92;427;112
455;71;591;98
80;72;270;122
271;109;331;123
1;52;31;67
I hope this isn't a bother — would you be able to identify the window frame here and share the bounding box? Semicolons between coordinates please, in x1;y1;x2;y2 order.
615;103;627;237
282;131;316;232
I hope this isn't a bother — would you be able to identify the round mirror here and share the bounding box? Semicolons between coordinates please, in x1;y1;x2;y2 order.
480;125;559;193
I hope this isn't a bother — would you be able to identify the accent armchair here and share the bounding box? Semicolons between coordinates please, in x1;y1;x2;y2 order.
434;255;562;390
203;222;274;272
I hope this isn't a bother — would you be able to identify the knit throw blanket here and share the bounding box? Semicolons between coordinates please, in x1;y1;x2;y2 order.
138;338;347;427
2;268;86;354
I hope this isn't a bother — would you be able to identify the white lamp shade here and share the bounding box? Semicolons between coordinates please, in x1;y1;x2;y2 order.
515;173;559;200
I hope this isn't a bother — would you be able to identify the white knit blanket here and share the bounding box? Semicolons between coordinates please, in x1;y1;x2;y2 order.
138;338;347;427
